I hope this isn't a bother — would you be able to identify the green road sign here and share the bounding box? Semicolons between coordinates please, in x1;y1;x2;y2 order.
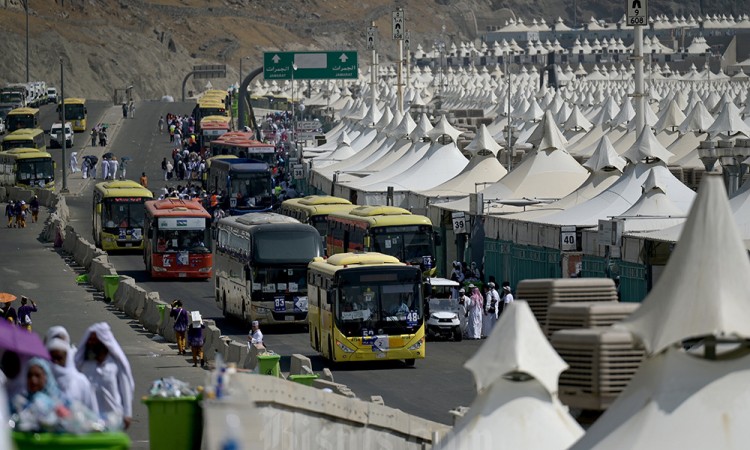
263;51;358;80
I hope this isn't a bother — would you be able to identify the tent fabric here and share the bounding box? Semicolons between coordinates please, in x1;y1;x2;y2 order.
464;124;502;157
618;174;750;355
570;348;750;450
464;301;568;395
621;126;675;164
427;115;464;143
418;155;507;199
436;377;584;450
535;163;694;227
582;135;627;172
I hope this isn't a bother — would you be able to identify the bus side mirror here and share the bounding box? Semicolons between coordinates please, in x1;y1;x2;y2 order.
433;231;442;247
96;204;102;214
364;235;371;248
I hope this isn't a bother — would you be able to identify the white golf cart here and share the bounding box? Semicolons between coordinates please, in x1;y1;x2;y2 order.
424;277;463;341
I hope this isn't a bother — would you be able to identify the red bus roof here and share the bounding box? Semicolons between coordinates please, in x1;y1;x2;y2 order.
212;133;274;148
145;199;211;218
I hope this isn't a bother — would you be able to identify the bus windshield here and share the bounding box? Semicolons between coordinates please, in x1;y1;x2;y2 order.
371;225;433;266
2;140;33;151
156;228;211;254
6;115;35;130
199;106;226;117
252;266;308;294
229;173;272;199
17;159;54;185
253;229;320;264
102;199;147;231
335;269;423;337
63;104;86;120
0;93;23;103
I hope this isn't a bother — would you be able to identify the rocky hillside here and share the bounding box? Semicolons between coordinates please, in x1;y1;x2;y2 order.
0;0;739;100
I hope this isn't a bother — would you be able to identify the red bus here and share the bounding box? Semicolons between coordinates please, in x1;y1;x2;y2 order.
199;115;231;156
143;199;213;279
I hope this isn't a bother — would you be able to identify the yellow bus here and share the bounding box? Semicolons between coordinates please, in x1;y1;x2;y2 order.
5;107;40;133
59;98;87;132
1;128;46;152
193;99;228;124
0;148;55;189
201;89;229;106
307;252;425;365
325;206;439;276
92;180;154;251
279;195;355;237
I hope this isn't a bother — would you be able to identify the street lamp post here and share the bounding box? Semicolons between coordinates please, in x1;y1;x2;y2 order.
59;57;68;193
24;0;29;83
291;63;297;144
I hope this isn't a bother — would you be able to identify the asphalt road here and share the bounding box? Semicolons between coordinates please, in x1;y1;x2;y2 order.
55;100;482;425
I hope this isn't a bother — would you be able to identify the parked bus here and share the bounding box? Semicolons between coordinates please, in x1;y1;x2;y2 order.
59;98;87;132
206;158;275;215
326;206;439;276
307;252;425;365
209;131;275;165
201;89;229;107
143;199;213;279
214;212;321;325
92;180;154;251
0;148;54;189
198;115;231;155
5;107;39;133
279;195;355;237
1;128;46;152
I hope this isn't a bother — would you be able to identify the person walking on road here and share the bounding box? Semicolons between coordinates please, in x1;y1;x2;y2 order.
128;101;135;119
16;296;37;331
101;158;111;181
483;282;500;337
248;320;263;346
158;116;165;133
501;281;514;314
110;157;119;181
139;172;148;188
29;196;39;224
187;311;206;367
1;297;17;324
170;300;189;355
466;285;483;340
122;103;128;118
76;322;134;430
90;128;97;147
161;158;168;181
6;200;15;228
15;201;27;228
70;151;79;173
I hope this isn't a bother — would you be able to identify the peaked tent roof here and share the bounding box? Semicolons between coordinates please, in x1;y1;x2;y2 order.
618;174;750;355
583;135;627;173
570;348;750;449
427;115;464;143
465;301;568;395
464;124;502;157
621;126;675;164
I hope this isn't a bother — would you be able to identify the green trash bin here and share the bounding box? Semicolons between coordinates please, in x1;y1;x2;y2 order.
289;374;319;386
257;353;281;377
102;275;120;301
142;396;202;450
158;304;167;324
12;431;131;450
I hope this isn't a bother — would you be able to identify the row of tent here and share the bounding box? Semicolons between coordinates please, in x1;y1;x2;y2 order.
297;57;750;301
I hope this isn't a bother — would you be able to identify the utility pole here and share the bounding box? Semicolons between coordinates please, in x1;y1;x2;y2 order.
59;58;68;193
24;0;30;83
393;8;405;114
367;23;378;121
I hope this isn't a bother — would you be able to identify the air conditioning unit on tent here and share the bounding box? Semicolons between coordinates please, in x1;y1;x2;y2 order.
545;301;640;337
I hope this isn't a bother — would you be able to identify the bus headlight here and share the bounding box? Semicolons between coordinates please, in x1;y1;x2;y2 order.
254;306;271;314
408;339;423;351
154;267;167;272
198;267;211;273
336;340;355;353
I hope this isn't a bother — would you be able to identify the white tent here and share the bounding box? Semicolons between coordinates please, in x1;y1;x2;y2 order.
438;302;583;450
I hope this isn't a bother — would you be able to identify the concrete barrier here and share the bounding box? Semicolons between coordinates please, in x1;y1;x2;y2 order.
62;226;78;255
6;187;33;203
88;255;116;291
123;284;148;319
242;342;266;370
0;187;6;201
138;293;164;333
227;341;248;366
159;308;177;342
113;276;135;311
290;354;313;375
202;325;222;361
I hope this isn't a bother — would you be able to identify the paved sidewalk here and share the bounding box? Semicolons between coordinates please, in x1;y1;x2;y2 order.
0;207;206;449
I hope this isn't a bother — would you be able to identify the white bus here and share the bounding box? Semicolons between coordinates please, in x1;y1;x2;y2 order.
214;212;321;325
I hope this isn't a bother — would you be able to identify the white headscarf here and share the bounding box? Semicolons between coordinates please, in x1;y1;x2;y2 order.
45;326;76;368
46;338;99;414
74;322;134;395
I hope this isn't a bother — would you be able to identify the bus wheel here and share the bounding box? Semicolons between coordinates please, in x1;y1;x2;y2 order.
404;359;416;367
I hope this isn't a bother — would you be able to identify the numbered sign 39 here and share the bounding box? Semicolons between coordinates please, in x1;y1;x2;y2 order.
627;0;648;26
560;226;577;251
452;212;467;235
